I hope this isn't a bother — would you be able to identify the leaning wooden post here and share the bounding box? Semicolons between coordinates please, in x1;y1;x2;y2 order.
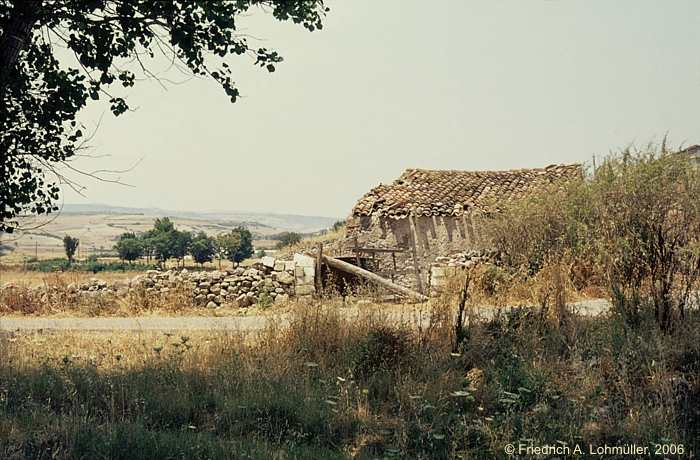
409;216;425;295
315;243;324;294
411;244;424;295
322;255;428;303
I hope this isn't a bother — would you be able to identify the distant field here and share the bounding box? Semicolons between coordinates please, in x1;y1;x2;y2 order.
0;212;296;263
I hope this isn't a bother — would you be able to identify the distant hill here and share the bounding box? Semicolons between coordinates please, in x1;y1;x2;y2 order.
2;205;342;262
61;203;340;233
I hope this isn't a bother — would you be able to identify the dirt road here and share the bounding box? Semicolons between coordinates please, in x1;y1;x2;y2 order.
0;299;613;333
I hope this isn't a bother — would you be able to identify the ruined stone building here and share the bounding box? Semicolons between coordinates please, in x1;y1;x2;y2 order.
343;164;581;292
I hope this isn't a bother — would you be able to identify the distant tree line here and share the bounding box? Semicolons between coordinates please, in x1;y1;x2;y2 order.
113;218;253;267
269;220;345;250
273;232;303;249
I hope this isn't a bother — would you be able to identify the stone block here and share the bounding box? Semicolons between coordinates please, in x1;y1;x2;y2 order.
296;284;315;296
293;253;315;267
302;266;315;284
261;256;276;268
276;271;294;285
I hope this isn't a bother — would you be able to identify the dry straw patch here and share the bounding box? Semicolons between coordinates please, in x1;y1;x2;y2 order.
0;269;140;287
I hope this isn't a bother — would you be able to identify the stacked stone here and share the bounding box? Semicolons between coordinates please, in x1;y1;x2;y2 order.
429;249;497;295
432;249;496;269
190;261;296;308
66;277;130;297
1;254;317;309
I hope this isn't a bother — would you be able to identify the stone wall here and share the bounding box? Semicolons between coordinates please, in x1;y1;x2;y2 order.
4;254;317;309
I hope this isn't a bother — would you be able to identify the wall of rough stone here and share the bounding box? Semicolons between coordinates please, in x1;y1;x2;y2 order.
344;213;488;291
3;254;317;309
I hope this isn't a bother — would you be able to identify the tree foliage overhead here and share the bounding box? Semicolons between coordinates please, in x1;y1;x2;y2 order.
0;0;327;232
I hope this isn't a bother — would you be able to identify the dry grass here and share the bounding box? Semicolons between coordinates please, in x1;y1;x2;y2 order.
0;269;140;287
0;272;238;317
1;297;698;458
439;263;607;310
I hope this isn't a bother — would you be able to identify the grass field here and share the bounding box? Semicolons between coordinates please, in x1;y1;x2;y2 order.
1;298;698;459
1;269;138;288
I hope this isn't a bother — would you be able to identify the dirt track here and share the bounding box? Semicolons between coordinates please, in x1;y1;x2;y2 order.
0;299;613;333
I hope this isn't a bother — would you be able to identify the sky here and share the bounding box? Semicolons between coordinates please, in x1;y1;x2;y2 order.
62;0;700;218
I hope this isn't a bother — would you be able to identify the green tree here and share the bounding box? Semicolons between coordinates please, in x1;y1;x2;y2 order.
114;232;143;263
190;232;216;266
141;217;191;267
145;217;177;266
275;232;302;249
153;217;175;234
139;230;156;264
62;235;79;263
171;230;192;268
151;232;173;266
215;232;239;267
0;1;327;233
218;227;254;263
332;220;346;232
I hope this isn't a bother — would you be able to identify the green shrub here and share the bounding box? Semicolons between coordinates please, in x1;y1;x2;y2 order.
489;145;700;330
350;325;412;380
26;258;156;273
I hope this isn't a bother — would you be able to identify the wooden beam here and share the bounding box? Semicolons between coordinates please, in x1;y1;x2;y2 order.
408;216;425;295
315;243;323;293
322;255;428;303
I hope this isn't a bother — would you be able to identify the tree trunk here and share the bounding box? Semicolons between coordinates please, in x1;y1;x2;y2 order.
0;0;41;99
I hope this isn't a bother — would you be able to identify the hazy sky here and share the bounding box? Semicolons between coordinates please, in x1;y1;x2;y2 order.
63;0;700;218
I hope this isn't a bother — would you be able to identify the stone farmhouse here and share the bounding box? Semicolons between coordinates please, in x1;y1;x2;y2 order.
680;144;700;165
343;164;581;293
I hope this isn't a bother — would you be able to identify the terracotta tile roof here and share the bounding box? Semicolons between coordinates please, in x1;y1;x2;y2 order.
352;164;582;218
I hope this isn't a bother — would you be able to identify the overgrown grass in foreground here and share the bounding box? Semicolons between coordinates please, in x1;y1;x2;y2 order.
1;300;698;459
